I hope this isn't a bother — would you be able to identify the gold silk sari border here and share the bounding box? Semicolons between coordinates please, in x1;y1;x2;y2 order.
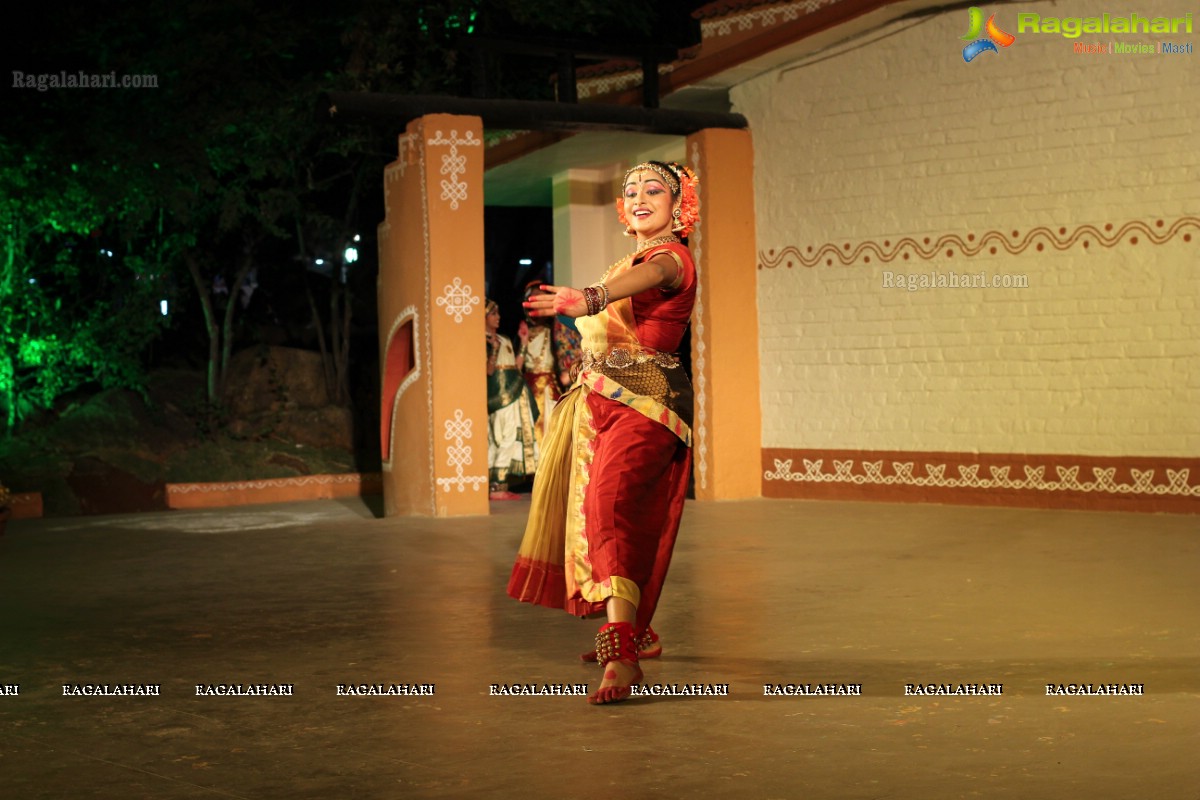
580;371;692;447
659;248;687;292
564;381;648;606
565;390;639;608
564;390;593;605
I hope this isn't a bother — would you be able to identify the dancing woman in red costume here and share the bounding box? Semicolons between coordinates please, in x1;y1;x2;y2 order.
507;160;699;705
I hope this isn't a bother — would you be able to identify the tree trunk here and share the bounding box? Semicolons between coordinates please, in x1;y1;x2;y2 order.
330;283;353;406
337;286;352;404
296;220;336;402
330;163;365;406
186;249;253;403
219;251;255;396
184;252;221;403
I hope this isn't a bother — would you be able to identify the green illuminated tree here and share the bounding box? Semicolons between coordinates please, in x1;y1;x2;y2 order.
0;137;167;435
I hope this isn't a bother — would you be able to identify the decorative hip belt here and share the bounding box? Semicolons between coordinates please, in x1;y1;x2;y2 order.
580;347;681;371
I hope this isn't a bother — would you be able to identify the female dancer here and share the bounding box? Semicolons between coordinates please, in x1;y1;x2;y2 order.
507;160;699;704
517;280;560;440
485;299;539;500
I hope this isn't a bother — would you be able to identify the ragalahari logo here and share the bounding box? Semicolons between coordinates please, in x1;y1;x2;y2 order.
961;7;1016;62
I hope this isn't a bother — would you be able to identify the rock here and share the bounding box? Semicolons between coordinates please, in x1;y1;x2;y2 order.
66;456;167;514
273;406;355;452
222;347;331;417
266;452;311;475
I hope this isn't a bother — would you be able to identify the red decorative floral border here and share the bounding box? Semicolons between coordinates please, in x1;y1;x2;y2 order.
759;216;1199;269
763;449;1200;513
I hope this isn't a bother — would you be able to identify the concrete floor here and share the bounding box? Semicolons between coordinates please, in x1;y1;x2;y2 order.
0;497;1197;799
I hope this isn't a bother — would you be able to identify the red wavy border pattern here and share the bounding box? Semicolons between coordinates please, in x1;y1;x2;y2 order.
758;216;1200;269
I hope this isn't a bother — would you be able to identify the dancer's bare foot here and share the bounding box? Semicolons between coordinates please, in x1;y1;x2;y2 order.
588;657;643;705
586;621;642;705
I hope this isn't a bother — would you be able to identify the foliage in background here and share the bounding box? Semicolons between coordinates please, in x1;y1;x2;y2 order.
3;0;699;437
0;137;167;434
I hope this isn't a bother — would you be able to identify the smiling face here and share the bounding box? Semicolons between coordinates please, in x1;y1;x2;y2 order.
623;170;678;241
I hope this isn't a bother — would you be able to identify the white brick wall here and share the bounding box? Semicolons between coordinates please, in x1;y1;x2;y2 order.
735;0;1199;457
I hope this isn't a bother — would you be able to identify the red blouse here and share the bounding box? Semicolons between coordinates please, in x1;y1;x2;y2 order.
628;242;696;354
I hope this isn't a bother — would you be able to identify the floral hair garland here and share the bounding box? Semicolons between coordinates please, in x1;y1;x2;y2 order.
615;161;701;238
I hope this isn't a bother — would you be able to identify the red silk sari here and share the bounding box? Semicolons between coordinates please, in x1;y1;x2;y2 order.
507;242;695;633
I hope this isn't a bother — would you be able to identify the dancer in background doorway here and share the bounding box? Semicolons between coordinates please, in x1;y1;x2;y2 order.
518;280;560;441
485;299;538;500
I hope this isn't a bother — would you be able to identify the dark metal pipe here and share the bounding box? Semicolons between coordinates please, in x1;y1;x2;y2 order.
323;92;747;135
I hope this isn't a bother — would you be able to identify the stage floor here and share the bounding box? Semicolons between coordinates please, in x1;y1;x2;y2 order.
1;497;1197;798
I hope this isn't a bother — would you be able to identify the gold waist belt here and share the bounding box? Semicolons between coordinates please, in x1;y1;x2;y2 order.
580;347;681;371
577;345;693;430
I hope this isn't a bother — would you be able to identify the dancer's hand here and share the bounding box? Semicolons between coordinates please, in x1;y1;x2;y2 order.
523;285;586;318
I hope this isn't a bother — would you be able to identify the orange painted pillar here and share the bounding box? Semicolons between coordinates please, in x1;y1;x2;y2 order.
377;114;489;516
686;128;762;500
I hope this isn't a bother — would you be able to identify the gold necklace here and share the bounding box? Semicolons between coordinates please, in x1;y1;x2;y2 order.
600;234;682;281
635;233;681;253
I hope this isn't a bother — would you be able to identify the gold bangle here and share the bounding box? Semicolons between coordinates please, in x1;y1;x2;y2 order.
597;281;610;308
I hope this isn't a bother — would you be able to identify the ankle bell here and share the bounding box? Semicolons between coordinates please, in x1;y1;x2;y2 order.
594;621;638;667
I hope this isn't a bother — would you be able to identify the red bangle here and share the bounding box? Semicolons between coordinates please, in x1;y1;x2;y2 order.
583;283;609;316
